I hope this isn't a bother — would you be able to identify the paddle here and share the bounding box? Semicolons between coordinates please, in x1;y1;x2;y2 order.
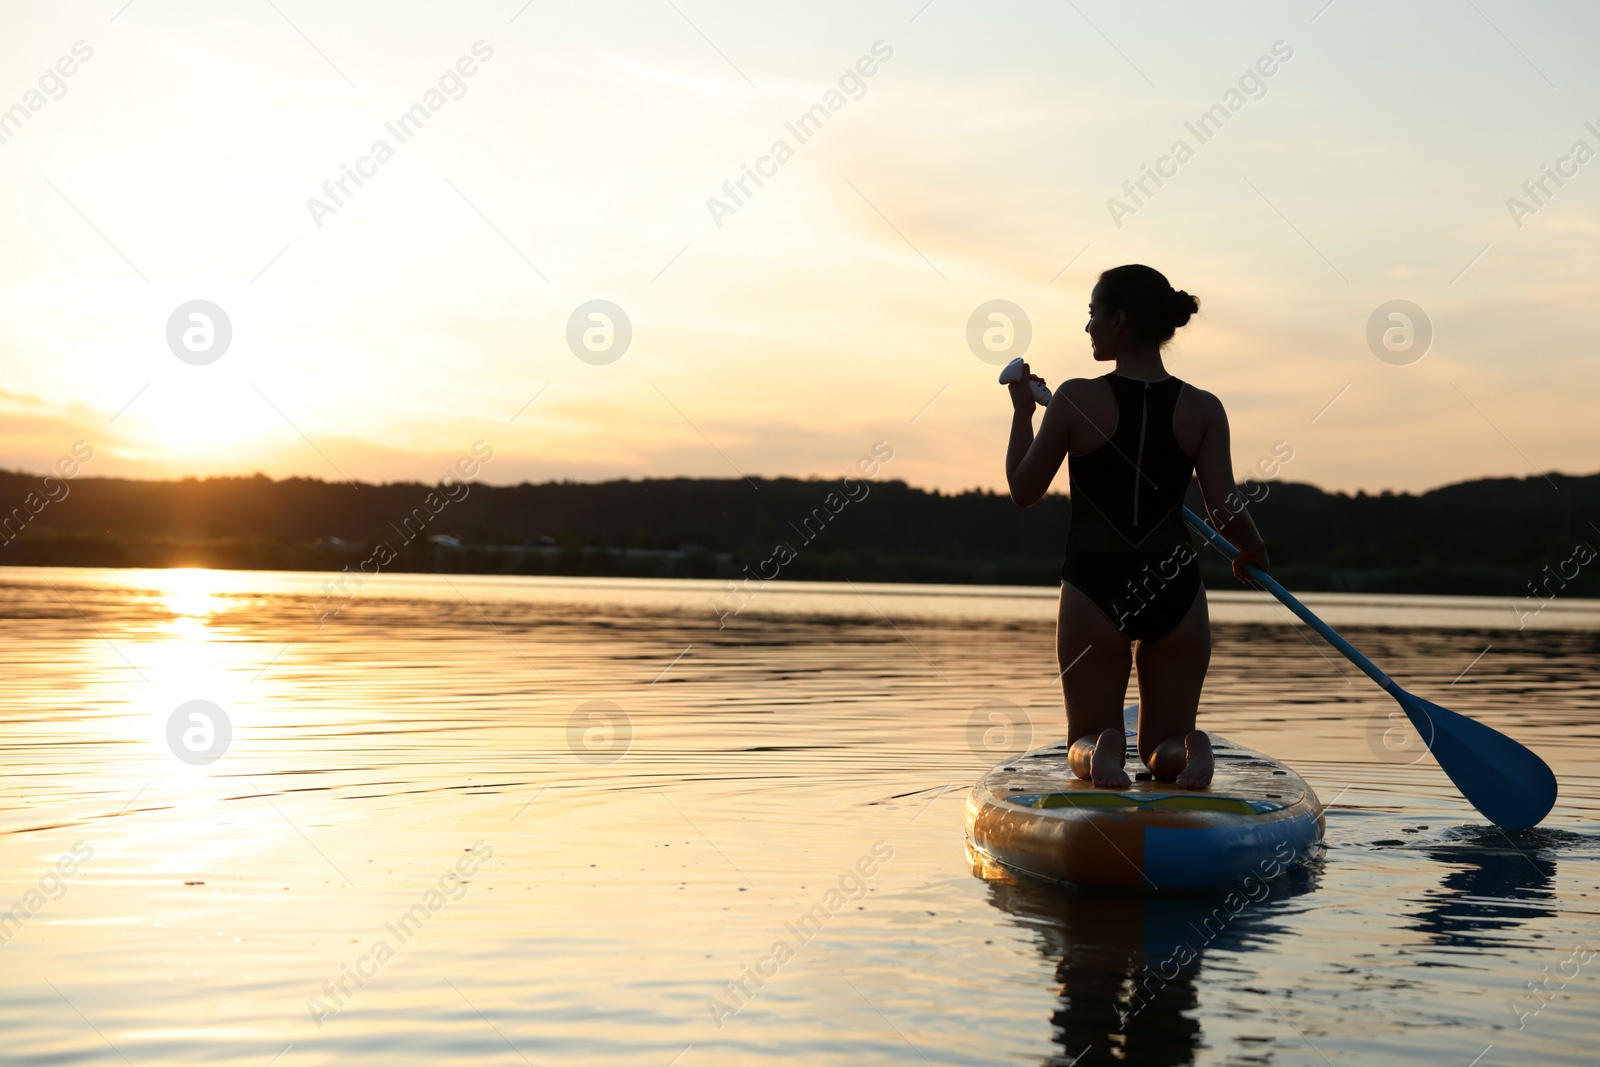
1180;506;1557;830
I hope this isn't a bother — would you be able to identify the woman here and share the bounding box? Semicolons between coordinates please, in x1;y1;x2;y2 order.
1004;264;1268;790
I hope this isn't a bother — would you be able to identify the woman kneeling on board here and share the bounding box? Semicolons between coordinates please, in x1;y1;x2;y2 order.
1004;264;1268;791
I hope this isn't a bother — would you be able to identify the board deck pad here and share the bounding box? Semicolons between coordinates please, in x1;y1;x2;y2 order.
966;705;1324;891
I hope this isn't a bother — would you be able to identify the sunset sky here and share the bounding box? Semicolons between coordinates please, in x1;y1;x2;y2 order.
1;0;1595;496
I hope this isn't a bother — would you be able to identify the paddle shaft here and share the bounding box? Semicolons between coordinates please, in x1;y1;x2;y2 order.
1181;507;1397;693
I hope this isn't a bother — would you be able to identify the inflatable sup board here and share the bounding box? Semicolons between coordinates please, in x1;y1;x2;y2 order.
966;705;1323;891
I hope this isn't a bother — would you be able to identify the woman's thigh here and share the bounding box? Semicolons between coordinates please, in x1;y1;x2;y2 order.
1133;586;1211;763
1057;581;1133;740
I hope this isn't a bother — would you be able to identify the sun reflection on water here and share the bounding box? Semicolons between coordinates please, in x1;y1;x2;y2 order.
127;568;280;803
156;567;223;637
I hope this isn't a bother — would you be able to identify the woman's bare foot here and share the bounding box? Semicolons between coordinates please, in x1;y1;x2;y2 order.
1173;729;1214;790
1091;727;1131;790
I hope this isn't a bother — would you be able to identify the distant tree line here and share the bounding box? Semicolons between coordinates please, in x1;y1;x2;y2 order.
0;468;1595;598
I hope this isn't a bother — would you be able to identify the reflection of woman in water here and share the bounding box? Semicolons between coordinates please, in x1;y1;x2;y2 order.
1004;264;1270;791
969;843;1316;1067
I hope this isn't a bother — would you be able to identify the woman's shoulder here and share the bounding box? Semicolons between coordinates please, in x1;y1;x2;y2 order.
1054;375;1117;417
1172;380;1228;451
1053;377;1117;448
1176;379;1226;418
1056;375;1111;400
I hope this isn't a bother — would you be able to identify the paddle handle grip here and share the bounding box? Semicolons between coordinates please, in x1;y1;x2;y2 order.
999;358;1053;406
1181;506;1396;692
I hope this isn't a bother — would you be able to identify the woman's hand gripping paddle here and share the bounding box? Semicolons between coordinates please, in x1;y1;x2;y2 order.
1182;507;1557;830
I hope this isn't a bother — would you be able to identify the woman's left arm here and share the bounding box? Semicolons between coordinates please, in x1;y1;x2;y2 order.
1005;367;1072;507
1190;389;1270;582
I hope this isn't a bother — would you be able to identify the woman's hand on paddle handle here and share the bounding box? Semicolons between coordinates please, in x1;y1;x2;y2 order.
1232;545;1270;585
1006;361;1047;414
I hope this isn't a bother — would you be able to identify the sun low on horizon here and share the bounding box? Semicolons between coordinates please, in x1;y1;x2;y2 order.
1;0;1597;498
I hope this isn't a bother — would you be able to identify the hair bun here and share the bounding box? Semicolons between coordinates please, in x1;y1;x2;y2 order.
1096;265;1199;344
1169;289;1199;329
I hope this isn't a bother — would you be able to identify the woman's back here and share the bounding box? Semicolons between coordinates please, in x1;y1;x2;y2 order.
1064;372;1194;555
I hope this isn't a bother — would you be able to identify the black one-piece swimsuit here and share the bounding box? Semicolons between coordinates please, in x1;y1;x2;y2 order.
1061;372;1201;642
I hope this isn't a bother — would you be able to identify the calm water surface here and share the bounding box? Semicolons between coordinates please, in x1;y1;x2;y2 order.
1;567;1597;1066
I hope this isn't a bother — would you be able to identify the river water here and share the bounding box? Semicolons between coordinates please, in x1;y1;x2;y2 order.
0;567;1596;1066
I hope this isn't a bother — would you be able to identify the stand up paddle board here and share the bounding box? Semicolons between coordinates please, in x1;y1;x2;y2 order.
967;705;1323;891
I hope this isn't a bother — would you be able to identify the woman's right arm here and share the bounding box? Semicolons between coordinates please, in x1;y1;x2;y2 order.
1004;364;1072;507
1190;390;1270;583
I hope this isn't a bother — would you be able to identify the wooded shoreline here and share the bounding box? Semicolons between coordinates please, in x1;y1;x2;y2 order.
0;468;1594;599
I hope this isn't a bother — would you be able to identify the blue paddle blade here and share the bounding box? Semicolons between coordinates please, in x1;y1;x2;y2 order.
1397;689;1557;830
